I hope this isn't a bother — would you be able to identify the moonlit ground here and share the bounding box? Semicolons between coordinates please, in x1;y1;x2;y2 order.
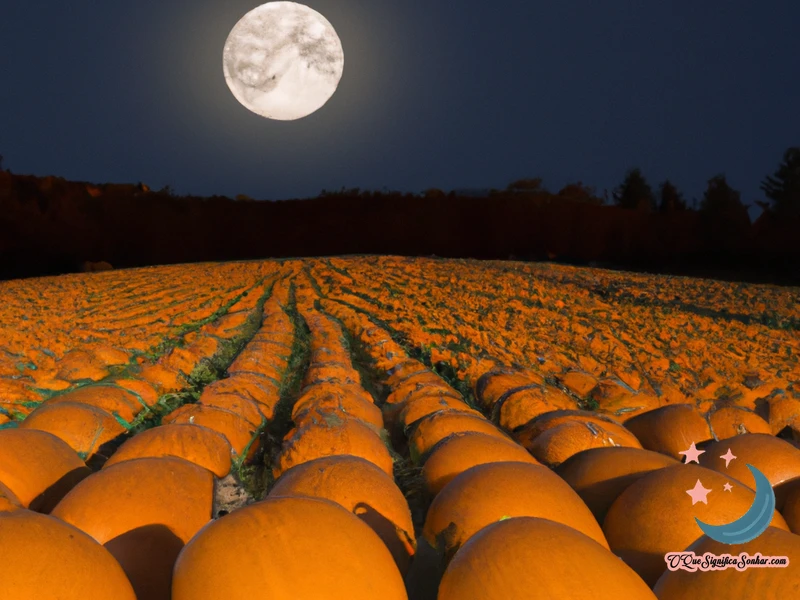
222;2;344;120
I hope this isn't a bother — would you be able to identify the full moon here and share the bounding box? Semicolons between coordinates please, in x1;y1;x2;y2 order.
222;2;344;121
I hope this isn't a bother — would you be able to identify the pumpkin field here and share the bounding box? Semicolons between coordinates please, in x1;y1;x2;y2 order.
1;255;799;599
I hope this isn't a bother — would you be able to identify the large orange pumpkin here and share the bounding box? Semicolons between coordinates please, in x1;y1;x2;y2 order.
424;461;608;559
408;410;511;463
555;446;679;525
422;431;540;496
51;456;214;600
171;496;408;600
0;428;90;512
513;409;635;447
474;368;544;411
492;384;575;431
102;423;233;478
522;418;643;467
162;403;260;460
624;404;713;459
203;372;281;418
383;371;455;426
0;509;136;599
398;394;475;432
767;396;800;435
697;433;800;508
603;463;790;586
275;416;394;478
269;455;415;573
438;517;657;600
198;392;266;429
653;527;800;598
291;390;385;431
19;401;127;465
46;384;144;425
707;405;772;439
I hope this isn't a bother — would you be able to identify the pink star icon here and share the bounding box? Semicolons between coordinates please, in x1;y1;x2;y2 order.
687;479;713;505
723;483;733;492
720;448;737;468
679;441;706;464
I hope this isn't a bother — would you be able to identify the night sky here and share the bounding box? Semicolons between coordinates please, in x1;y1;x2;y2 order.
2;1;799;219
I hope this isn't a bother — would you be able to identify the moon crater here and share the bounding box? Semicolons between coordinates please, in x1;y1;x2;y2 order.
223;2;344;120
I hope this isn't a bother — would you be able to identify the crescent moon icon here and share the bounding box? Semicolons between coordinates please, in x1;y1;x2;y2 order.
695;463;776;545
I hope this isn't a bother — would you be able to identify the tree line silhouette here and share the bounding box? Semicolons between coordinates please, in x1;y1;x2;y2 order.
0;147;798;284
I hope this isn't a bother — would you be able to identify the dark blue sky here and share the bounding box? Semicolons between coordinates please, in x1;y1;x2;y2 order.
2;1;798;219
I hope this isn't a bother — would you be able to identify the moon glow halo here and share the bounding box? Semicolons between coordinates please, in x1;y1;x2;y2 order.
223;2;344;120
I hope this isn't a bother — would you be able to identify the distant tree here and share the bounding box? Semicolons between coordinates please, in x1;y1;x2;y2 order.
700;174;745;213
658;179;686;212
0;154;4;171
759;146;800;217
613;168;656;211
698;174;751;255
556;182;604;205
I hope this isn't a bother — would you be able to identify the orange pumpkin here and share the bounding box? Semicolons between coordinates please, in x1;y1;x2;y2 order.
422;431;540;496
51;456;214;600
203;372;281;417
162;403;260;460
603;463;790;586
47;384;144;425
473;368;545;411
171;496;408;600
424;461;608;559
269;456;415;573
291;391;385;431
383;371;455;424
766;396;800;435
383;359;429;388
520;418;643;467
624;404;713;459
398;394;474;432
198;392;267;429
293;382;375;409
0;428;90;511
302;361;360;386
408;410;511;463
0;509;136;599
438;517;658;600
275;416;393;479
555;446;679;525
513;409;632;446
707;405;772;439
653;527;800;598
102;423;233;477
113;377;161;407
19;401;127;465
493;384;576;431
698;433;800;508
